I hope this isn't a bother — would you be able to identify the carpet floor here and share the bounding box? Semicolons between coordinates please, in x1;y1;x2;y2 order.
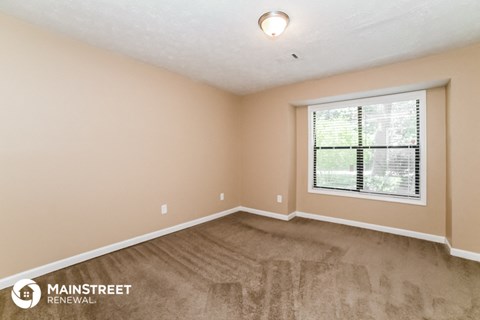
1;211;480;319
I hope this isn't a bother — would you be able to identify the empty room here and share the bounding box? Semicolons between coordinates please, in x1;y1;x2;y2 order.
1;1;480;319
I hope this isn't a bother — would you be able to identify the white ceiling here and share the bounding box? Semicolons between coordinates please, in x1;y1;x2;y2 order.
1;0;480;95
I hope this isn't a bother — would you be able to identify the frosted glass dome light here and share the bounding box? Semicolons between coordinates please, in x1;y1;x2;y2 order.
258;11;290;38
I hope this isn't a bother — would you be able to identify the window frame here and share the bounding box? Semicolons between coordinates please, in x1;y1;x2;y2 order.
308;90;427;206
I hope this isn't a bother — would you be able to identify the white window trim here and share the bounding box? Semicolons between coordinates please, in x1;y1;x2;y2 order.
308;90;427;206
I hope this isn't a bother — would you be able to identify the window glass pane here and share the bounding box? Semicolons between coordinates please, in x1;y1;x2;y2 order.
362;100;418;147
310;92;424;203
315;107;358;147
363;148;417;196
315;149;356;190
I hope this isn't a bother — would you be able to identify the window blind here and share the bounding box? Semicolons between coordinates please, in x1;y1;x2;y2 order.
312;97;421;199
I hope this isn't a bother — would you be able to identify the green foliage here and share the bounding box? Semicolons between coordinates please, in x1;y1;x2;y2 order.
315;107;357;147
314;100;418;195
364;176;401;193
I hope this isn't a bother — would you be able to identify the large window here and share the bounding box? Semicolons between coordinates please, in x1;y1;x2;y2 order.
308;91;426;205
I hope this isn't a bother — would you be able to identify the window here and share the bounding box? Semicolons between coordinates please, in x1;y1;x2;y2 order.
308;90;426;205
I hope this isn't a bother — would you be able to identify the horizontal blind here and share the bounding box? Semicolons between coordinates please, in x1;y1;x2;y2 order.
313;98;420;198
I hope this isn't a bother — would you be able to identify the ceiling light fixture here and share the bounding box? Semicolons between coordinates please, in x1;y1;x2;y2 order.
258;11;290;38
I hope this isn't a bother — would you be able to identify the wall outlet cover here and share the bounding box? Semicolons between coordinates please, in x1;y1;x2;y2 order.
276;195;283;203
161;204;168;215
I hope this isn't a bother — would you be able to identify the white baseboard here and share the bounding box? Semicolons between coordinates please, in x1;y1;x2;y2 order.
2;206;478;290
295;210;479;262
240;208;447;245
445;238;452;251
287;211;297;221
240;208;480;263
445;238;480;262
239;206;295;221
0;206;241;290
294;211;446;243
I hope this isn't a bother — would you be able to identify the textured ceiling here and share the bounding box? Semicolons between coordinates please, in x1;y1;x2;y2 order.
1;0;480;95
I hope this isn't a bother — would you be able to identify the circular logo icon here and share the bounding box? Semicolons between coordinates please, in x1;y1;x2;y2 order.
11;279;41;309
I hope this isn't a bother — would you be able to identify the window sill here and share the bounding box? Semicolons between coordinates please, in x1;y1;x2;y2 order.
308;187;426;206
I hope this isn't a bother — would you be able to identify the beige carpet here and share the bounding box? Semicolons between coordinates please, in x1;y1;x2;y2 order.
1;211;479;319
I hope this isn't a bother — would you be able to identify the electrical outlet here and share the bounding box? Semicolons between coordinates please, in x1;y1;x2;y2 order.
276;195;283;203
161;204;168;215
220;193;225;201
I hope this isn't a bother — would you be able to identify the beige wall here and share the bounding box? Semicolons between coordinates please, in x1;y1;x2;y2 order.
240;91;298;214
240;43;480;253
0;14;240;278
296;88;446;235
445;81;453;243
2;11;480;279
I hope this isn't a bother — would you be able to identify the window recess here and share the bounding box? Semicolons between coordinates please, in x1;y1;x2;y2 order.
308;90;426;205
